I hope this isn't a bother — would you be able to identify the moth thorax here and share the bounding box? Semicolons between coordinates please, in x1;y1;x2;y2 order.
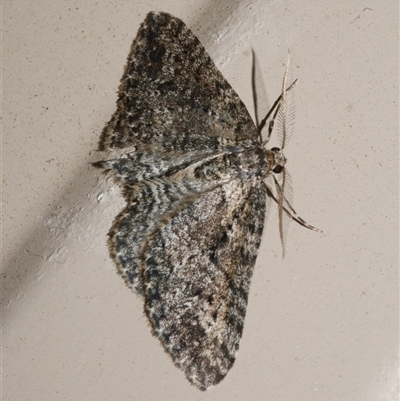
265;148;286;174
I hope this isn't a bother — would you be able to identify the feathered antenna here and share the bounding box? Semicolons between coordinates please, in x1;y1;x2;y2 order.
276;52;296;150
255;52;323;257
277;53;294;256
277;53;289;149
251;49;271;143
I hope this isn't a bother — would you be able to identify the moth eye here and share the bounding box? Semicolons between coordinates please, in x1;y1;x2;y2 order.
271;147;281;152
273;165;283;174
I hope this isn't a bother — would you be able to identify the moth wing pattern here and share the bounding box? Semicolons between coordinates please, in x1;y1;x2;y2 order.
99;11;258;153
104;150;225;295
142;180;266;390
96;14;265;300
95;11;275;391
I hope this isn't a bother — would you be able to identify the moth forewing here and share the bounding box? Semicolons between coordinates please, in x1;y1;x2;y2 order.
96;11;323;390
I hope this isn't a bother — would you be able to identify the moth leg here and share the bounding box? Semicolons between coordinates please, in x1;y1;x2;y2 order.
260;79;298;145
268;176;324;234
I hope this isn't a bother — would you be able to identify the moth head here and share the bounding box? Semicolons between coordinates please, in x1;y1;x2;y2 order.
266;147;286;174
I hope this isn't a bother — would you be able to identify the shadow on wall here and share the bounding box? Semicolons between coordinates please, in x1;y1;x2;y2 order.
2;162;122;319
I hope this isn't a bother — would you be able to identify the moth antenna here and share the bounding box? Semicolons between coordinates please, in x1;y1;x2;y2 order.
251;49;271;142
276;52;296;150
261;78;298;146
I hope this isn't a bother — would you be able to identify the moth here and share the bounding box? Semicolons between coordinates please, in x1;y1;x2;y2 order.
94;11;321;391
